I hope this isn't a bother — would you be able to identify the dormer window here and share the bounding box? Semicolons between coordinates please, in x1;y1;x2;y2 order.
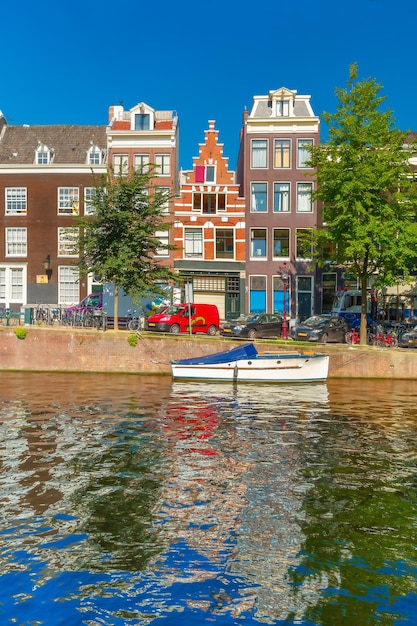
134;113;150;130
277;100;290;117
36;143;52;164
88;145;102;165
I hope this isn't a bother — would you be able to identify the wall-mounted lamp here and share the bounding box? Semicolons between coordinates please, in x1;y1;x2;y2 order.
42;254;51;271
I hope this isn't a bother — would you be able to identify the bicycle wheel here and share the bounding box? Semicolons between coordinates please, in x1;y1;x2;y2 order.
128;317;141;331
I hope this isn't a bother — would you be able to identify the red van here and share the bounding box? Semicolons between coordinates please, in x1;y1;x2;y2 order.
145;303;220;335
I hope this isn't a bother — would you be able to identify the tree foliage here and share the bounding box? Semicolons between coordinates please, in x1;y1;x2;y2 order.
308;63;417;342
76;165;176;328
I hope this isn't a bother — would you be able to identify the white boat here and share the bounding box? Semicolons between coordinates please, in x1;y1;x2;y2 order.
170;343;329;383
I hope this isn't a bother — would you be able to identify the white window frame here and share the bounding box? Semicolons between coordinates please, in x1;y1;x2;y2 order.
251;139;268;168
250;228;267;258
113;154;128;176
5;188;27;215
84;187;96;215
155;154;171;176
277;100;290;116
251;182;267;212
5;228;27;257
297;182;313;213
184;228;203;258
155;187;170;214
274;139;291;168
134;154;150;172
297;139;313;168
154;230;170;257
58;266;80;305
36;144;52;164
296;228;313;260
58;187;79;215
88;146;102;165
0;266;26;306
273;182;290;213
205;165;216;182
58;227;79;257
273;228;290;258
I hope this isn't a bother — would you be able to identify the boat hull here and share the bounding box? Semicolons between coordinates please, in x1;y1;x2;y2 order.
171;352;329;383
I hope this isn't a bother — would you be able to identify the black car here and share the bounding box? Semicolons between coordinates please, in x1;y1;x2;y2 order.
399;327;417;348
290;315;350;343
221;313;283;339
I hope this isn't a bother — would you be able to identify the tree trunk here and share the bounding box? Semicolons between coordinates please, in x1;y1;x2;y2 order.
360;276;368;345
114;284;119;331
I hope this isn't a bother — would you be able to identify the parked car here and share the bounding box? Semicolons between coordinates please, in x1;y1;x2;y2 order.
290;315;350;343
399;327;417;348
221;313;283;339
145;303;220;335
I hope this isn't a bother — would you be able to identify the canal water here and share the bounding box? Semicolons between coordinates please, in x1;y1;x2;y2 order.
0;373;416;625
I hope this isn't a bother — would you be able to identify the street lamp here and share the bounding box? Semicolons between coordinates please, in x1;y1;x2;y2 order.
278;264;290;340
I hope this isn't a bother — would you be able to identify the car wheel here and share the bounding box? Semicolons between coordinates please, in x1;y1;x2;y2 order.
169;324;180;334
207;325;217;336
320;333;328;344
248;329;257;339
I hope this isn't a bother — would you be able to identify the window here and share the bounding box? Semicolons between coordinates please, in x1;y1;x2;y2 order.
134;154;150;172
297;182;313;212
274;140;291;168
135;114;150;130
273;229;290;257
84;187;96;215
296;228;313;258
113;154;128;176
251;183;267;212
250;229;267;258
154;230;170;257
277;100;289;116
0;267;24;303
273;183;290;212
58;227;78;256
297;139;313;168
6;188;27;215
205;165;215;182
59;266;79;305
58;187;79;215
88;146;102;165
155;154;171;176
36;144;52;164
216;229;234;259
6;228;27;256
155;187;170;214
193;192;226;213
249;275;266;313
184;228;203;257
251;139;267;168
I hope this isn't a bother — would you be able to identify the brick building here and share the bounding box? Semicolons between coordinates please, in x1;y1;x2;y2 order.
173;121;246;319
0;111;107;310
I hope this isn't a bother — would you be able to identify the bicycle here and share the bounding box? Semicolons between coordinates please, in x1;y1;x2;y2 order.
367;325;398;348
345;327;360;345
127;309;142;331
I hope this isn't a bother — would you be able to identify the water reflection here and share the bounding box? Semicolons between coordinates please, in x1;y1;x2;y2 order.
0;373;416;624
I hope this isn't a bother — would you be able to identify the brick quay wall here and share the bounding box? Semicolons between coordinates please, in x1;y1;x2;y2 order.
1;326;416;379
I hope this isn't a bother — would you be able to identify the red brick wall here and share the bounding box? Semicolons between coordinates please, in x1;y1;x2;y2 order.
1;327;416;379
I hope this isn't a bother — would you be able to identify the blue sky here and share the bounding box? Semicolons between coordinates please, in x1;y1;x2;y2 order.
1;0;416;170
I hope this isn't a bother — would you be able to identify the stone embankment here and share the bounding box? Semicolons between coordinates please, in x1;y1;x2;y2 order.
0;326;416;379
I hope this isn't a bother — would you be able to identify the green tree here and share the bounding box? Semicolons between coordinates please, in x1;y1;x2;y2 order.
77;165;175;330
308;63;417;344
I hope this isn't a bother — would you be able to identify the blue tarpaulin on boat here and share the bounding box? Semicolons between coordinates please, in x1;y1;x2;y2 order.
173;343;258;365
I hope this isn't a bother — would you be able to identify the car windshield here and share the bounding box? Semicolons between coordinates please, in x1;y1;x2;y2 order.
245;315;260;323
303;316;328;327
161;306;184;315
